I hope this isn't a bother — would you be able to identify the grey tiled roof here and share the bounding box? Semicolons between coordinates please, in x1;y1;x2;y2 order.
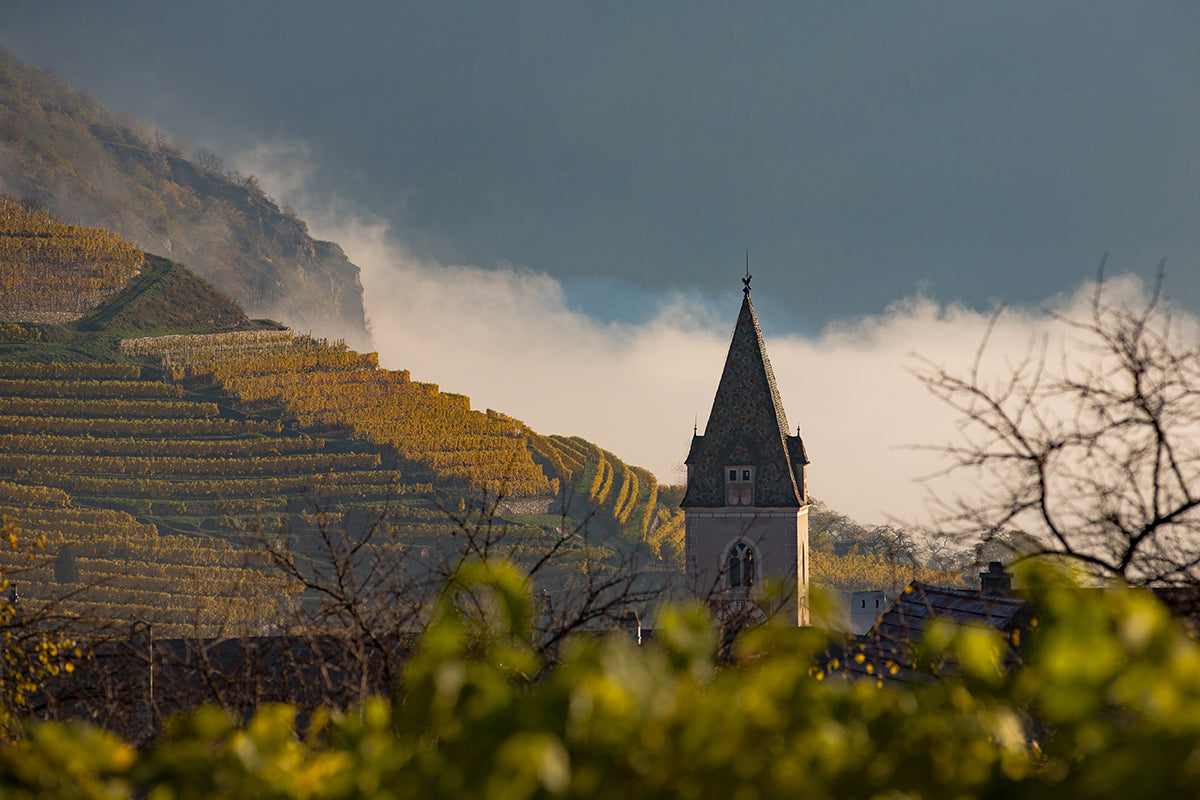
682;288;808;509
832;583;1031;686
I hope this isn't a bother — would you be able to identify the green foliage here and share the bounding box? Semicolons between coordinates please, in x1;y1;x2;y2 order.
7;562;1200;796
0;721;134;799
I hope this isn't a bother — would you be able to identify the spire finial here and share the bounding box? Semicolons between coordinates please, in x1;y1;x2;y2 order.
743;250;751;295
694;414;698;436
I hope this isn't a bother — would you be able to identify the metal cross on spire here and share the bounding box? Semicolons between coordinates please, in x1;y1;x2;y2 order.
743;250;752;295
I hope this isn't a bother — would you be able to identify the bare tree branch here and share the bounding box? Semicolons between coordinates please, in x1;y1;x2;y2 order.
912;269;1200;587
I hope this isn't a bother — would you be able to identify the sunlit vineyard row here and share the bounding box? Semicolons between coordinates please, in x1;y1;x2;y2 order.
0;414;281;437
0;397;219;418
219;368;446;412
0;362;140;380
21;471;411;499
525;431;576;485
0;194;143;316
162;345;379;382
0;452;381;477
628;468;660;542
0;479;71;508
1;504;266;569
538;435;588;482
1;504;157;539
0;432;320;458
119;329;296;357
0;378;180;398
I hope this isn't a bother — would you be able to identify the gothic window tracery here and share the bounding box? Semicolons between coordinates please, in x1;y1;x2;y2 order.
727;540;756;589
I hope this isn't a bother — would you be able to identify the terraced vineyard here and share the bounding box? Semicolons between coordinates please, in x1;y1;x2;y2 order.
128;330;558;500
0;358;425;635
0;195;143;322
0;360;409;534
0;482;288;638
130;330;690;562
0;349;651;624
527;433;684;564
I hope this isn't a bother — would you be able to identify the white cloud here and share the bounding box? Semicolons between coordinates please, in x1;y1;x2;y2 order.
239;142;1194;528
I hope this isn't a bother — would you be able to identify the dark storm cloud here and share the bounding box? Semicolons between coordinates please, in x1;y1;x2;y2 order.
5;1;1200;328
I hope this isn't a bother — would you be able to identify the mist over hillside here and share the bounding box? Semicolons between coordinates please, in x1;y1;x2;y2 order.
248;153;1200;530
6;44;1198;532
0;47;370;348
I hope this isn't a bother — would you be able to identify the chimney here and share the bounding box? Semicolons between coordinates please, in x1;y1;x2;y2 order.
980;561;1012;593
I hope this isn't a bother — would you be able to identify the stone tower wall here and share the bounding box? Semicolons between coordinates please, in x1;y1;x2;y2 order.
686;506;809;626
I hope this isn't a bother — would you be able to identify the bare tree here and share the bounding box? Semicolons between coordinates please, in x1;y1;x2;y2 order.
913;265;1200;587
27;471;670;739
194;147;225;173
259;478;665;677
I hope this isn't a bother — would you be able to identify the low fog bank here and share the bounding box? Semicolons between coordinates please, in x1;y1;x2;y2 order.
240;144;1189;527
340;222;1167;529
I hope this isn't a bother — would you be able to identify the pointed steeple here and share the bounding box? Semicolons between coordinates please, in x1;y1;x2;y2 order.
682;279;808;508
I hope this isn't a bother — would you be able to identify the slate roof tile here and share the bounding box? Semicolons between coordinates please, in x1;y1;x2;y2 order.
682;285;808;508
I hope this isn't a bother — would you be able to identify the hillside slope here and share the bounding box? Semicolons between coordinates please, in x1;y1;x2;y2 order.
78;254;263;334
0;47;369;348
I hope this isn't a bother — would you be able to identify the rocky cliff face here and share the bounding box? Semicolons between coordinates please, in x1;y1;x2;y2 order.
0;47;371;348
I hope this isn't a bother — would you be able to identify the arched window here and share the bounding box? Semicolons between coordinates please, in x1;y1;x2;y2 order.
727;541;756;589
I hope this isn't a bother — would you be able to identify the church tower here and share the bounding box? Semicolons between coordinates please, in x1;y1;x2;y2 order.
681;273;810;626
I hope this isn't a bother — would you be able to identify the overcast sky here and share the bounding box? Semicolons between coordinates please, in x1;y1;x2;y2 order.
6;2;1200;523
